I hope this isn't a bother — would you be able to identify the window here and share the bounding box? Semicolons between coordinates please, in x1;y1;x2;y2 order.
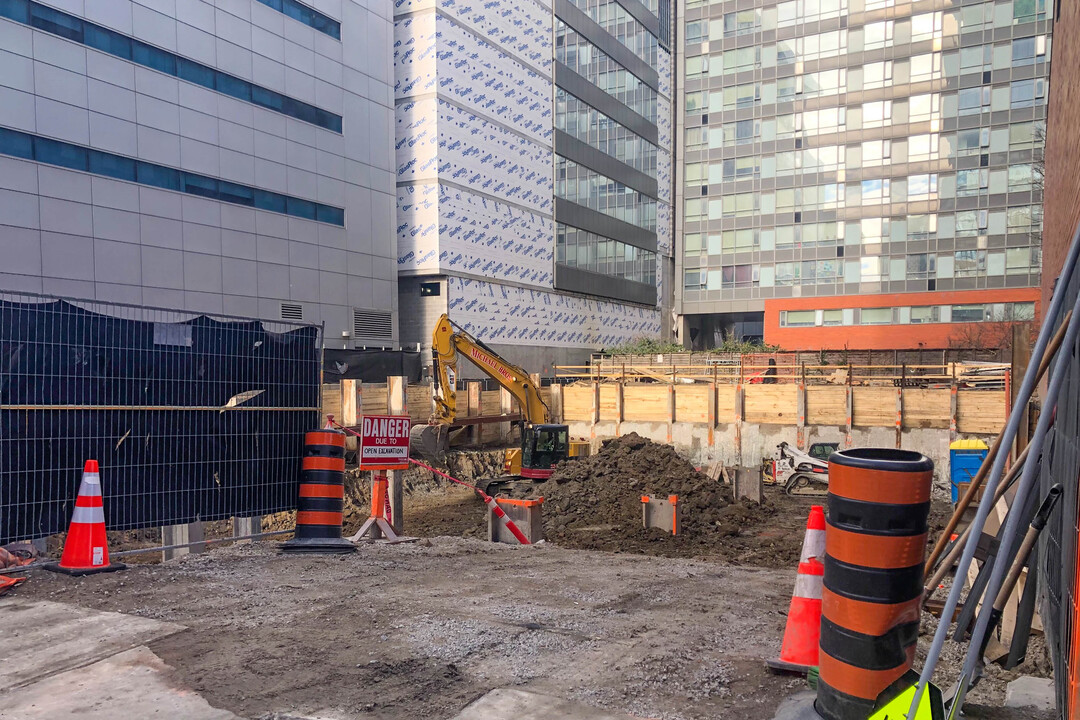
1012;302;1036;320
1011;79;1047;108
952;304;986;322
686;91;707;112
1012;36;1047;66
861;307;893;324
256;0;340;39
864;20;894;50
1010;121;1044;147
1008;205;1041;232
954;250;987;277
908;134;937;161
861;179;889;201
1006;247;1038;275
783;310;817;327
909;93;938;123
909;174;937;199
684;270;702;290
955;210;989;235
4;0;341;132
724;83;760;109
910;306;940;323
957;127;990;155
957;169;989;197
960;45;991;71
724;9;760;36
906;254;937;279
822;309;844;326
863;61;893;89
1014;0;1047;23
777;77;797;101
860;257;888;282
1009;164;1035;192
862;100;892;127
686;21;705;44
959;87;991;115
0;127;345;224
911;11;942;41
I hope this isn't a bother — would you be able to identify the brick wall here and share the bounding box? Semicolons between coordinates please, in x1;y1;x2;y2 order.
1043;1;1080;310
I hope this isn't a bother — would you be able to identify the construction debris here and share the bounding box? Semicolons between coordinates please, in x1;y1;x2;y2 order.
507;433;802;566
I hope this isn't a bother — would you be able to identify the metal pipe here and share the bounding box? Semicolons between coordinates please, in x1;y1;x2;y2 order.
951;299;1080;712
924;312;1070;576
909;217;1080;717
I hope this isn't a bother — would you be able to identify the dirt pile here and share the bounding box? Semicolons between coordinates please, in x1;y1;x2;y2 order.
526;433;798;566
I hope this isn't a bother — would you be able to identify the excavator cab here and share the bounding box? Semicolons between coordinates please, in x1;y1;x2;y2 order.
520;424;569;479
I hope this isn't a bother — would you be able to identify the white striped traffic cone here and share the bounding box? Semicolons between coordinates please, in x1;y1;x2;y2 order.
47;460;125;576
800;504;826;562
766;557;824;674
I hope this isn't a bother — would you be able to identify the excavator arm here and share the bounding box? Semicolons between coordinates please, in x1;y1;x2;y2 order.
430;314;550;425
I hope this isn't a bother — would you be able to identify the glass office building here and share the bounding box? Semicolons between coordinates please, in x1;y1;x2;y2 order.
676;0;1049;350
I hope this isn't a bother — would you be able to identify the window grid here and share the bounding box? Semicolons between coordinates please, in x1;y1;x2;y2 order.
0;0;342;133
0;126;345;226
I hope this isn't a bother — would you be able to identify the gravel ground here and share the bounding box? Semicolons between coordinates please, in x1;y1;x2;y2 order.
18;538;804;720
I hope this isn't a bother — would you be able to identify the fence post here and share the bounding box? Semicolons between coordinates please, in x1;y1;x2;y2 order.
387;376;408;534
891;364;906;449
708;366;717;448
845;365;854;449
232;515;261;543
467;381;481;445
950;377;959;441
591;376;600;441
162;521;205;561
341;379;359;452
500;387;514;445
667;381;675;445
797;363;807;450
615;378;624;436
550;383;564;423
735;358;745;467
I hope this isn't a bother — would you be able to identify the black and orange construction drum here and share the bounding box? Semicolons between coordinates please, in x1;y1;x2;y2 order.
816;448;933;720
282;428;355;554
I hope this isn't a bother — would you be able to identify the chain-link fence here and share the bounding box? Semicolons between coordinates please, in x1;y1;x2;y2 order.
0;292;322;545
1040;263;1080;716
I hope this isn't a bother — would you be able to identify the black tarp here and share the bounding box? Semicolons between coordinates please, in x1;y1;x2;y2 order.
322;349;423;382
0;300;320;543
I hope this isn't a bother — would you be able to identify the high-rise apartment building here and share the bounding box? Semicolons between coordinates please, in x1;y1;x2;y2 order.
676;0;1049;350
394;0;674;372
0;0;398;344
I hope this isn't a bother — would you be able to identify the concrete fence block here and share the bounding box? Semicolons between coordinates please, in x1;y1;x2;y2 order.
488;498;544;544
641;495;681;535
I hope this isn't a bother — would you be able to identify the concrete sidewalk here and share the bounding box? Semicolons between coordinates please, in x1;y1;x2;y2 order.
451;688;641;720
0;598;238;719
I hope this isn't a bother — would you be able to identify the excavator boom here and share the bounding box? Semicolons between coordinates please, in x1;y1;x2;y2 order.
430;314;550;425
411;314;552;460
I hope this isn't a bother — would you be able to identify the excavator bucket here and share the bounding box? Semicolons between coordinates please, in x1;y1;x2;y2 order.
410;424;449;462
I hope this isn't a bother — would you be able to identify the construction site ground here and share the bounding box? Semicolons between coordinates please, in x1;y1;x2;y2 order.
9;443;1056;720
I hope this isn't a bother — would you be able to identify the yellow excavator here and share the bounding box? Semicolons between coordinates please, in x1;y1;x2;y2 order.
411;314;587;489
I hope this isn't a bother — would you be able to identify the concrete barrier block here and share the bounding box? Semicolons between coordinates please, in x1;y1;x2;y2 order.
488;498;545;544
641;495;682;535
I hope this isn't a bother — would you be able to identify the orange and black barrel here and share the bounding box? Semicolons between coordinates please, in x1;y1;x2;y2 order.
282;428;355;554
816;448;933;720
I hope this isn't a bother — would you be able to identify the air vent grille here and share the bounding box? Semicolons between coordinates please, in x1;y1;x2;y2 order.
280;303;304;321
354;308;393;339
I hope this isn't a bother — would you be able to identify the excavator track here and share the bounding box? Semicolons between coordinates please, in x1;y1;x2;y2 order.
784;473;829;497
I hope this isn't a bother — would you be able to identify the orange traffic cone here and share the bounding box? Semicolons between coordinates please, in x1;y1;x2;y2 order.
766;507;827;674
800;504;826;562
47;461;125;576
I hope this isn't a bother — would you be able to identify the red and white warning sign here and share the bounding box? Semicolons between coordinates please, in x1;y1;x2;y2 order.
359;414;411;470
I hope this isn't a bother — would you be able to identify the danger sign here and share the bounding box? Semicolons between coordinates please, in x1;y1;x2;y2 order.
359;414;411;470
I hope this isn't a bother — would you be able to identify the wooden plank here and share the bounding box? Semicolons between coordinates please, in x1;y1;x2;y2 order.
852;387;895;427
743;385;798;425
623;384;671;422
407;385;431;422
957;391;1007;434
598;384;619;421
902;388;951;429
481;390;502;416
362;383;389;415
806;386;847;426
562;385;593;421
674;385;710;424
321;383;341;426
716;386;737;423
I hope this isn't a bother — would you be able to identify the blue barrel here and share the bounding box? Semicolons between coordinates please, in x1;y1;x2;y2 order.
949;439;988;502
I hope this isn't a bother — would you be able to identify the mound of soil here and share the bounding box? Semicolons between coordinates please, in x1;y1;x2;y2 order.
524;433;802;567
